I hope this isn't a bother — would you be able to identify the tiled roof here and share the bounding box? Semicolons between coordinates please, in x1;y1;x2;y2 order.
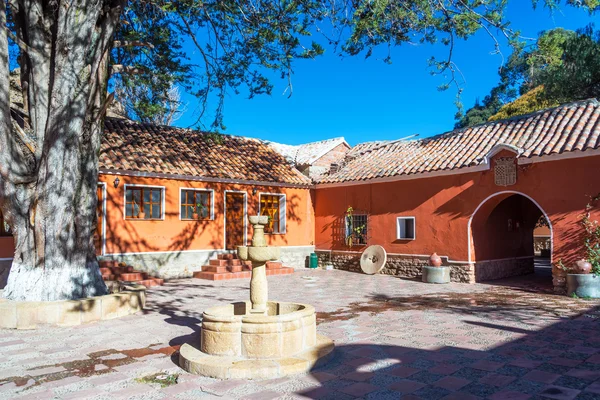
267;137;349;166
100;118;312;185
317;99;600;184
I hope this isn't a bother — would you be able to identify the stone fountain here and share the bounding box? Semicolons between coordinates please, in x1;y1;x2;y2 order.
179;216;334;379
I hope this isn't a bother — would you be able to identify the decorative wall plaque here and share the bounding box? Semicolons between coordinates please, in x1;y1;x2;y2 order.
494;157;517;186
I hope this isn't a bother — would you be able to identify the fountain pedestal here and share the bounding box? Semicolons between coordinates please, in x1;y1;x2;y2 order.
179;216;334;379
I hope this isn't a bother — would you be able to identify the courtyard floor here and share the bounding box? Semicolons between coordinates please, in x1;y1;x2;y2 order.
2;269;600;400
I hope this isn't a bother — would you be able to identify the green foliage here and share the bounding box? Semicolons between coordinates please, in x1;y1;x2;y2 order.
136;372;179;388
108;1;599;129
488;86;558;121
458;24;600;126
582;195;600;276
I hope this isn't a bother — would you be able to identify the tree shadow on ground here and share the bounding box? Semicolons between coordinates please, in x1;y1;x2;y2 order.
298;302;600;399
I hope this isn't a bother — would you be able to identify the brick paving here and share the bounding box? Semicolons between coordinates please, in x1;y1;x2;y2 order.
1;269;600;399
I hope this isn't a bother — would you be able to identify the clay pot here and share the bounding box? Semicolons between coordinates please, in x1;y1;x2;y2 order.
429;252;442;267
192;212;199;220
574;259;592;274
137;211;146;219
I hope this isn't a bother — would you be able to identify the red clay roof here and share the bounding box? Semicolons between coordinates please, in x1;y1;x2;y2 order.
318;99;600;184
100;118;312;185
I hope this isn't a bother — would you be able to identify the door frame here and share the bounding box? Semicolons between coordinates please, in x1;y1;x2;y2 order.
97;182;107;256
223;190;247;250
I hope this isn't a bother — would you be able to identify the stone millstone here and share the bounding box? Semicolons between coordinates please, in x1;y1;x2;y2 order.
360;245;387;275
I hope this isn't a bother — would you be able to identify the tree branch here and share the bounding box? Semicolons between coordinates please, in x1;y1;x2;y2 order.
113;40;154;49
111;65;145;75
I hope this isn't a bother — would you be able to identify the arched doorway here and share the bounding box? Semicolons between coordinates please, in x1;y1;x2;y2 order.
469;192;553;283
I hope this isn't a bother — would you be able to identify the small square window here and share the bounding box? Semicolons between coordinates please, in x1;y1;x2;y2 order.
397;217;415;240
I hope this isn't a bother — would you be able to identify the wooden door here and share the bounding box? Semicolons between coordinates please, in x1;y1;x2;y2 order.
225;192;245;250
94;185;105;256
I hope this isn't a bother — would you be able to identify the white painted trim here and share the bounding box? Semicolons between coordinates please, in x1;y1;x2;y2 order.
97;182;107;256
316;148;600;189
123;184;166;220
258;192;287;234
100;168;312;189
103;245;315;257
467;190;553;264
224;190;248;250
484;143;522;164
0;257;13;261
396;216;416;240
179;187;215;221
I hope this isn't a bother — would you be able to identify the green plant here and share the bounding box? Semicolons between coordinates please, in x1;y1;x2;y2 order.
345;206;367;246
136;372;179;388
582;194;600;276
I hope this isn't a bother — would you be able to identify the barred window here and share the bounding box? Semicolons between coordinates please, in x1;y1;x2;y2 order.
346;214;367;245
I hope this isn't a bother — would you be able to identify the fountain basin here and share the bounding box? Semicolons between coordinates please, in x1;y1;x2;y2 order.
179;300;334;379
201;301;316;359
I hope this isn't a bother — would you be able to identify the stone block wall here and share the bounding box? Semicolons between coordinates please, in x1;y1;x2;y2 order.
315;250;475;283
474;257;534;282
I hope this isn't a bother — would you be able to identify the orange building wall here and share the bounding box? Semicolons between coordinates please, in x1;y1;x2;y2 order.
99;174;314;255
314;153;600;266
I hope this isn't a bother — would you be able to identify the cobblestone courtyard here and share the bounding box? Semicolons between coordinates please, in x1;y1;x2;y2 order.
2;269;600;399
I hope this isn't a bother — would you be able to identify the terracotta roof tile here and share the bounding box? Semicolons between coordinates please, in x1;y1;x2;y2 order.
100;118;311;186
318;99;600;184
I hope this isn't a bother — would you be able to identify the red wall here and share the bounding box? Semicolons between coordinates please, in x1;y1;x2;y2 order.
314;153;600;266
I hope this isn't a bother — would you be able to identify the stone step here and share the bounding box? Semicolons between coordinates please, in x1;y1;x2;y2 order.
110;266;134;274
202;265;246;273
209;259;242;267
130;278;164;288
193;266;294;281
266;261;283;269
217;253;237;260
99;260;119;268
118;272;148;281
101;273;116;280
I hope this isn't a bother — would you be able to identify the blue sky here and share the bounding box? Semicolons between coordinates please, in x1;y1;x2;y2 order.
177;3;597;146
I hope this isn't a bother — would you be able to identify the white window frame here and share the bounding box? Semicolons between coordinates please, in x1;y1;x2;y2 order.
396;216;416;240
123;184;166;221
179;187;215;221
258;193;286;234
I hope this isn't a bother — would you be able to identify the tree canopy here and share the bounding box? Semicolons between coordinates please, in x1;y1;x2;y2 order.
456;24;600;128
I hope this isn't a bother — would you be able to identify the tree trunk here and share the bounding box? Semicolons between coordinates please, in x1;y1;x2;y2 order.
0;0;122;301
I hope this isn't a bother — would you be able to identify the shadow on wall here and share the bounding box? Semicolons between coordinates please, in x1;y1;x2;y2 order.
100;180;306;274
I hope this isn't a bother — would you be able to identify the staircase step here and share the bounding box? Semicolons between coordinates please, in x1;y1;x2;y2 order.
210;259;229;266
118;272;147;281
131;278;164;288
194;266;294;281
102;273;116;280
217;253;236;260
203;265;244;273
110;266;134;274
266;261;282;269
99;260;119;268
100;267;112;275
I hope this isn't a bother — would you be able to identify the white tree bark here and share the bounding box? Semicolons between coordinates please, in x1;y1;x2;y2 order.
0;0;123;301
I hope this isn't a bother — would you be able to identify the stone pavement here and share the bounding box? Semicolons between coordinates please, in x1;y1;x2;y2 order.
1;269;600;399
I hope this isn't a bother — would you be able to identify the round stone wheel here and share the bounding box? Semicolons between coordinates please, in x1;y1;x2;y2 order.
360;245;387;275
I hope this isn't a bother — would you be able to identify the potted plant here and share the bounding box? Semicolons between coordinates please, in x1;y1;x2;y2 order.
190;205;199;220
133;201;145;219
196;202;208;219
565;196;600;298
